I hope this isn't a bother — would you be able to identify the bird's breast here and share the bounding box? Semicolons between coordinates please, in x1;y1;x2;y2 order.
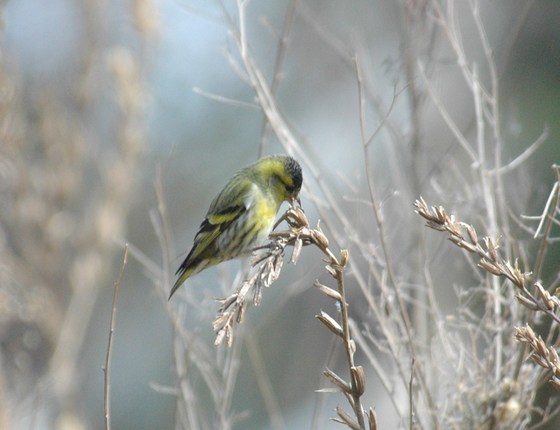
250;190;280;240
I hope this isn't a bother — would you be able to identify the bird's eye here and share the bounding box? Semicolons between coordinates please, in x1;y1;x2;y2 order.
285;180;301;194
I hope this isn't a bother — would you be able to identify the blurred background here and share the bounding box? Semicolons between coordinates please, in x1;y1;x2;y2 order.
1;0;560;429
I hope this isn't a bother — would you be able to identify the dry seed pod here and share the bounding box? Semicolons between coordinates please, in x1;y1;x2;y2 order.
448;235;463;247
335;406;361;430
536;337;548;357
479;259;503;276
368;408;378;430
515;294;539;311
324;368;352;393
544;349;556;367
291;237;303;263
325;264;337;277
314;280;343;302
466;224;478;244
458;240;478;253
351;365;366;396
316;311;343;337
340;249;349;268
314;229;330;249
485;237;499;261
434;206;446;221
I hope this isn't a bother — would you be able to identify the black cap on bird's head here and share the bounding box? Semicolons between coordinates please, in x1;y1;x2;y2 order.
283;156;303;198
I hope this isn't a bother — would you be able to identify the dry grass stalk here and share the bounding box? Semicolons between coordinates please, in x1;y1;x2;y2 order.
414;197;560;323
515;325;560;390
415;196;560;393
103;246;129;430
212;204;313;347
212;203;373;429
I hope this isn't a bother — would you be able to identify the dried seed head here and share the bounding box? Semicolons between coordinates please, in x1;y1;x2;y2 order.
324;368;352;393
214;329;226;346
272;254;284;279
448;235;463;247
287;206;308;228
484;236;500;262
213;313;229;332
457;239;479;253
335;406;361;430
316;311;343;337
479;259;503;276
291;237;303;263
514;325;534;342
549;347;559;365
253;285;263;306
314;280;343;302
214;320;234;346
351;365;366;396
535;283;553;307
434;205;447;222
516;294;539;311
238;281;252;302
536;337;549;357
325;264;337;278
368;408;378;430
314;229;330;249
340;249;349;268
466;224;478;244
446;220;461;237
236;302;246;323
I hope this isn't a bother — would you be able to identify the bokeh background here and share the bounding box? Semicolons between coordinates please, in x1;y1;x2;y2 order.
1;0;560;429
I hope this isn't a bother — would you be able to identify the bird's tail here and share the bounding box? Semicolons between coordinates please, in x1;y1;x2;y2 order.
168;258;210;300
168;266;193;300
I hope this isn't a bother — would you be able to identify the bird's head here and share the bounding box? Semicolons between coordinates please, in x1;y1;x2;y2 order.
260;155;302;205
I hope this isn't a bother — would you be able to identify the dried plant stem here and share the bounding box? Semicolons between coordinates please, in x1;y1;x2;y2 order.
533;166;560;281
320;243;366;429
514;166;560;382
103;245;129;430
258;0;298;157
212;205;373;429
415;196;560;392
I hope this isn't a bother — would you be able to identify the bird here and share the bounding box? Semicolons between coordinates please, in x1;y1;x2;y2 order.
169;154;303;299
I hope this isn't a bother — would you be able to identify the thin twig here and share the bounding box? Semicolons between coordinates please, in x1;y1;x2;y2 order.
258;0;299;157
533;166;560;281
103;245;129;430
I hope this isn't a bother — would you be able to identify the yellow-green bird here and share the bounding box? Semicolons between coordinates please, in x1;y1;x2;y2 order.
169;155;303;299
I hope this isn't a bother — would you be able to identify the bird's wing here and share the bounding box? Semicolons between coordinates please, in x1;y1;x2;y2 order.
176;203;245;272
175;180;254;274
